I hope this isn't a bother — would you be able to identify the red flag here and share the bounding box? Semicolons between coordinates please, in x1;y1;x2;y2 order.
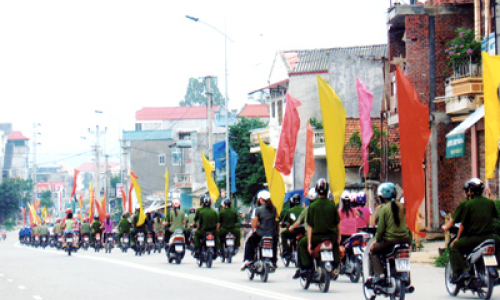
274;93;302;175
70;169;80;199
22;208;26;226
128;181;134;214
34;199;40;211
97;196;106;222
356;78;374;175
303;123;316;197
120;187;127;213
396;66;431;238
27;207;33;226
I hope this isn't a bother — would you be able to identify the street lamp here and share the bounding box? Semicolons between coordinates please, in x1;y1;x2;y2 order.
186;15;233;199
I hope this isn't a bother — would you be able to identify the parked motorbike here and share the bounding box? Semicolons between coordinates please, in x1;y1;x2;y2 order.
167;229;186;264
81;233;90;250
135;232;145;256
65;232;76;256
335;232;370;283
196;231;216;268
120;233;130;253
146;232;154;255
363;239;415;300
94;232;102;253
105;233;114;254
221;232;237;264
299;238;334;292
444;223;498;299
246;236;275;282
154;231;164;253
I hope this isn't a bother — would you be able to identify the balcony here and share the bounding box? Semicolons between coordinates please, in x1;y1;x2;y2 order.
174;173;192;188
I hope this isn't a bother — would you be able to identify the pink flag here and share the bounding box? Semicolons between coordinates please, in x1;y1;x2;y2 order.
59;189;63;212
274;93;302;176
303;123;316;196
356;78;374;175
70;169;80;199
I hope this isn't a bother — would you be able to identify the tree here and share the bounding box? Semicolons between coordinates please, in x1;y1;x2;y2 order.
348;124;399;179
0;179;21;224
218;117;268;204
110;174;120;189
40;190;53;209
179;77;225;107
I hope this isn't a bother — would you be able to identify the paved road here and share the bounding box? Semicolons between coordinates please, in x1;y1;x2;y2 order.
0;231;496;300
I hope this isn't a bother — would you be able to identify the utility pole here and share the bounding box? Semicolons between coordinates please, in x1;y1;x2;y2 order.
205;76;213;160
121;139;130;211
32;123;41;202
89;125;106;210
105;154;110;210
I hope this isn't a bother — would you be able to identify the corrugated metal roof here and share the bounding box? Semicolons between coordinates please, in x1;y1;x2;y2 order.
282;44;388;75
238;104;270;118
7;131;29;141
123;130;173;141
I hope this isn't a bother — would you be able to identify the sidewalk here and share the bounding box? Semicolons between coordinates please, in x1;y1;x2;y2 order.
410;240;445;265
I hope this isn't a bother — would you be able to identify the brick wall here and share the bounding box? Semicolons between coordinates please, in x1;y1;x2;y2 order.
434;0;474;4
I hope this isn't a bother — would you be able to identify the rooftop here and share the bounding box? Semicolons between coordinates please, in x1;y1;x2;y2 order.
76;162;120;173
7;131;28;141
238;104;270;118
136;106;219;121
123;129;173;141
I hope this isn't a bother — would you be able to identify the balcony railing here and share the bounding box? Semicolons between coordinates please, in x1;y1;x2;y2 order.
452;59;481;80
174;173;192;188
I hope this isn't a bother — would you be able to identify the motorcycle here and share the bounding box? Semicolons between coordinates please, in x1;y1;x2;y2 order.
299;238;334;293
94;232;102;253
196;231;216;268
221;232;237;264
81;233;90;250
49;234;55;248
444;224;498;299
105;233;114;254
120;233;130;253
2;232;6;241
281;225;305;268
246;236;275;282
55;233;63;250
65;232;76;256
363;239;415;300
167;229;186;264
154;231;164;253
135;231;145;256
34;234;40;248
40;234;49;249
146;232;154;255
335;232;370;283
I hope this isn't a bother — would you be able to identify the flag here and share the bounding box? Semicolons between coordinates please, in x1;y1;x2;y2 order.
274;93;302;176
28;203;40;225
230;148;238;193
128;179;134;214
201;151;220;202
317;75;346;203
89;183;94;223
259;135;285;216
79;195;83;211
164;168;169;217
97;196;106;222
34;198;40;211
70;169;80;200
482;52;500;179
304;123;316;197
396;66;431;238
42;206;48;220
59;188;63;212
356;78;374;175
213;141;239;193
27;204;34;226
130;170;146;226
120;187;127;213
22;207;26;227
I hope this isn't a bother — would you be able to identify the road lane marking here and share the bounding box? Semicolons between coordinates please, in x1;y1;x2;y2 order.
13;243;307;300
33;295;43;300
7;279;13;282
18;285;26;290
0;273;4;277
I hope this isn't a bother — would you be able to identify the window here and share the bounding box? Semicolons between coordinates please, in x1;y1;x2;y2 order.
179;132;191;140
271;102;275;118
277;100;283;125
159;154;166;166
135;123;142;131
314;132;325;144
172;148;182;166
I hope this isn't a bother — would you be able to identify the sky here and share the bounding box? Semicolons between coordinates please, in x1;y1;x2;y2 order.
0;0;393;169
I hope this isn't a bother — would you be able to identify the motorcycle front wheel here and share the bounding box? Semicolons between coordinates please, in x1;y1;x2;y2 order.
247;269;255;281
444;260;459;296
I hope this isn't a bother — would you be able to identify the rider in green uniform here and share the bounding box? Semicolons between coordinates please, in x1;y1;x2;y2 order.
166;199;186;241
218;198;241;250
280;194;304;256
81;218;91;237
90;214;101;243
116;213;131;246
194;194;220;257
131;204;147;248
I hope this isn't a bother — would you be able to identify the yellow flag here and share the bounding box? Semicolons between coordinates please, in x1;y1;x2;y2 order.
130;171;146;227
164;168;169;217
482;52;500;179
258;135;285;216
89;183;94;222
317;75;346;203
42;206;47;220
28;203;40;225
201;151;220;202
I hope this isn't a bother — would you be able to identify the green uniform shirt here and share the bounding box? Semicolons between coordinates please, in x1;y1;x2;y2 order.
219;208;238;229
91;220;101;232
32;226;40;235
306;197;340;235
39;226;48;235
199;208;219;230
153;217;163;232
453;200;468;224
375;202;410;241
81;223;91;234
284;206;304;225
462;196;498;236
194;207;205;223
118;218;130;232
65;219;75;231
188;213;196;226
54;223;62;234
169;210;185;232
297;207;308;225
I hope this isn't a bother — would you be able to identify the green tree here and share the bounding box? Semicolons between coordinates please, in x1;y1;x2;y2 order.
179;77;225;106
40;190;53;209
218;117;268;204
0;179;22;224
110;174;120;189
348;124;399;179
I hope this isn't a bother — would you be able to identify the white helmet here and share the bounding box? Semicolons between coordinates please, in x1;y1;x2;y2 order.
135;203;141;210
400;197;405;203
257;190;271;201
307;188;318;201
172;199;181;208
340;190;351;202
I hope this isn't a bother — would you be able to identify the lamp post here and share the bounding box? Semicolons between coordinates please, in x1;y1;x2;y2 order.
186;15;233;199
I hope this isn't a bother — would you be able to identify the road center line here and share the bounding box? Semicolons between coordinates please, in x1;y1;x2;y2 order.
18;285;26;290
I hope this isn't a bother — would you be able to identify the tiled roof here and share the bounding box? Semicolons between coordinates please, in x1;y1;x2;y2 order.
77;162;120;173
7;131;28;141
122;130;173;141
282;44;388;75
136;106;219;121
238;104;270;118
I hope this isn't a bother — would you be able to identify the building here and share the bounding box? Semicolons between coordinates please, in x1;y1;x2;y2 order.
237;103;270;123
385;0;498;230
4;131;30;180
0;124;13;182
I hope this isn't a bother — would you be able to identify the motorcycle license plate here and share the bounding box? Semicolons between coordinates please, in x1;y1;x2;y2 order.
262;248;273;258
484;255;498;267
321;251;334;262
67;238;73;243
206;240;215;247
147;238;153;243
158;237;163;241
124;238;129;243
35;237;39;241
175;245;183;252
226;239;234;246
395;258;411;272
138;237;144;242
84;237;89;242
353;247;363;255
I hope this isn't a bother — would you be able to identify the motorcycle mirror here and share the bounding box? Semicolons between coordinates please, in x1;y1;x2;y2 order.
440;210;447;217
